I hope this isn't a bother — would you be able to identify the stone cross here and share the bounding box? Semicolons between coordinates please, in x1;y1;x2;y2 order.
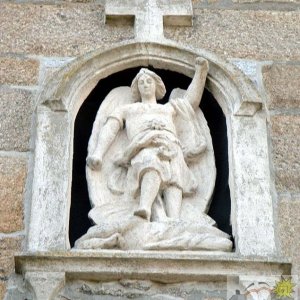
105;0;193;40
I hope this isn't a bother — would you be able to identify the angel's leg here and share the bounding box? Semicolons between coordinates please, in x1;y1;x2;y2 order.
134;170;161;221
163;186;182;219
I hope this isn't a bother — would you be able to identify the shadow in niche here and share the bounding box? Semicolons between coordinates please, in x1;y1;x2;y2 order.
69;67;232;247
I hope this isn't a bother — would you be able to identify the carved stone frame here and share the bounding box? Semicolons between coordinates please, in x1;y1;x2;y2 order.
27;41;276;257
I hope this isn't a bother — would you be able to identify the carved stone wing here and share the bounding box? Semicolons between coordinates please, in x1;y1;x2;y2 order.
170;88;216;218
86;86;134;219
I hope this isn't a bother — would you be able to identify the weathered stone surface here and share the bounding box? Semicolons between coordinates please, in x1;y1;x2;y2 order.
0;3;133;57
4;274;31;300
0;237;23;300
0;157;27;233
39;57;75;85
16;252;291;282
270;115;300;192
192;0;206;3
231;114;276;256
106;0;193;40
0;56;39;86
0;87;34;151
58;279;227;300
0;281;6;300
278;194;300;276
233;0;299;2
192;0;300;7
25;272;65;300
165;10;300;60
262;64;300;110
0;237;23;251
231;59;259;87
0;237;23;283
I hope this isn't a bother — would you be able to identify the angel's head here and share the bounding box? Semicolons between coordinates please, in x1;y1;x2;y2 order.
131;68;166;102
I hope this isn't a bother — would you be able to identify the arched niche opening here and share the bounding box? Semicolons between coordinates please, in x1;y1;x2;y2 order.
69;67;232;247
28;42;275;256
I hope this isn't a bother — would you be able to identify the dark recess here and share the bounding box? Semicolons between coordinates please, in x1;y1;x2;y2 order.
69;67;232;247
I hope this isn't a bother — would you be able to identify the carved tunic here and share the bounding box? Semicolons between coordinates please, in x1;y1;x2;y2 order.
108;102;197;197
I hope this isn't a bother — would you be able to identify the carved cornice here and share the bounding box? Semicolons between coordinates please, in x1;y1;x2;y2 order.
16;251;291;283
37;41;262;118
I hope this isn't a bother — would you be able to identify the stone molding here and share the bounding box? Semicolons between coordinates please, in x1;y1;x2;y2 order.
36;42;261;117
25;271;65;300
15;251;292;299
27;41;275;258
16;251;291;283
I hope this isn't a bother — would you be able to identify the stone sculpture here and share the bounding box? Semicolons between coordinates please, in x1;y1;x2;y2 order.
75;58;232;251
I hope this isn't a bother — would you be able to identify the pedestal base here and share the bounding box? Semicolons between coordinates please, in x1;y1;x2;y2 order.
15;251;292;299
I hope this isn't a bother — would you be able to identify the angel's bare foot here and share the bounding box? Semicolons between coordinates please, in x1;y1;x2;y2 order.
134;208;151;221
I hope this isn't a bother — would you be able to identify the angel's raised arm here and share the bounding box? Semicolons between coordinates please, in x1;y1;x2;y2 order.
184;57;209;110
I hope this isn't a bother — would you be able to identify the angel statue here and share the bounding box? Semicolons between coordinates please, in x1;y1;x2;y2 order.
75;58;232;251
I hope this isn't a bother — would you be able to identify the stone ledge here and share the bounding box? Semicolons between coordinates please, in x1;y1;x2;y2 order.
15;251;291;283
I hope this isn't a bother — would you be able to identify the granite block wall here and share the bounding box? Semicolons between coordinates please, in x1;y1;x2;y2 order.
0;0;299;298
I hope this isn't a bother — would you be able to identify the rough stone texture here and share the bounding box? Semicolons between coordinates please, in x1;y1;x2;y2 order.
3;274;31;300
25;272;65;300
270;115;300;193
0;238;23;275
12;250;290;300
262;64;300;110
0;237;23;300
0;2;296;296
0;156;27;233
191;0;300;9
0;281;6;300
0;3;133;57
0;87;34;151
192;0;205;3
39;57;75;85
233;0;299;2
165;10;300;60
16;252;291;283
57;279;227;300
106;0;193;40
231;59;259;88
278;194;300;276
230;114;276;256
0;56;39;86
28;111;73;251
0;237;23;251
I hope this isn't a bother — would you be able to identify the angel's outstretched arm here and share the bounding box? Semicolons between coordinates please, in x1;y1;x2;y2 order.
86;118;121;170
185;57;209;110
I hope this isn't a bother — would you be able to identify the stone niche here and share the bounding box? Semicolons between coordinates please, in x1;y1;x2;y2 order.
15;42;291;300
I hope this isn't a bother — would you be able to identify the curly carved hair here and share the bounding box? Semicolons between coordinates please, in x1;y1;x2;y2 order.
131;68;166;102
